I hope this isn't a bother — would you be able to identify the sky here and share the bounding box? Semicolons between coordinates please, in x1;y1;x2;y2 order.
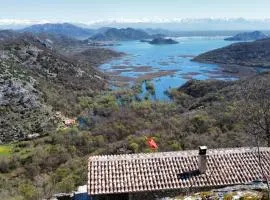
1;0;270;24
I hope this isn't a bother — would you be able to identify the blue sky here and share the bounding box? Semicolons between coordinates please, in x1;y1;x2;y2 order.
1;0;270;23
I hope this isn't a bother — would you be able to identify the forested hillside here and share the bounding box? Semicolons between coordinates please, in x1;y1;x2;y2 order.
1;30;270;200
1;70;269;199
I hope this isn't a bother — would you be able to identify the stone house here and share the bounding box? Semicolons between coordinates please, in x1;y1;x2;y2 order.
88;147;270;200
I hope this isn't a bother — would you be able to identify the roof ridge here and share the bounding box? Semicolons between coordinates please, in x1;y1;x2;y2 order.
89;147;270;161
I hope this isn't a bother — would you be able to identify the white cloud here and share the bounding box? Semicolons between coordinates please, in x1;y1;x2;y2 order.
82;17;270;25
1;17;270;28
0;19;61;25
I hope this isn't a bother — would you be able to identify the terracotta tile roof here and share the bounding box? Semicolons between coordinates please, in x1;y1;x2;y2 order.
88;147;270;195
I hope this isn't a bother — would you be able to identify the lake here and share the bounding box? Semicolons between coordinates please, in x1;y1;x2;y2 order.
100;36;237;100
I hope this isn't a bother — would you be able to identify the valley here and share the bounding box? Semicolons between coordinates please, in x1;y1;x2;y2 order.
0;24;270;200
99;37;256;100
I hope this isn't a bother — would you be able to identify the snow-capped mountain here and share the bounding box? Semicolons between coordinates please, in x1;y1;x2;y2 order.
1;18;270;31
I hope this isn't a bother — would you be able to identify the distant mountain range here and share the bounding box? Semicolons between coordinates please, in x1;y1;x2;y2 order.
84;18;270;31
19;24;242;40
18;24;153;41
21;23;94;39
2;18;270;31
224;31;268;41
1;22;270;42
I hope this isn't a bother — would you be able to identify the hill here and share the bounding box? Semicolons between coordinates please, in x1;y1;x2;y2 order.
88;27;151;41
1;67;270;199
21;23;94;39
0;30;20;41
224;31;268;41
193;38;270;68
0;34;121;142
2;26;270;200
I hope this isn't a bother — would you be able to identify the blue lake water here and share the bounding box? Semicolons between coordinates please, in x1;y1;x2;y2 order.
100;36;237;100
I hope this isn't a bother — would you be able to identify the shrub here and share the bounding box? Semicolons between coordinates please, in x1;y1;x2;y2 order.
224;193;234;200
145;81;155;95
200;191;213;200
191;113;212;133
18;183;39;200
0;157;9;173
94;135;106;147
55;176;75;193
129;142;139;153
169;140;181;151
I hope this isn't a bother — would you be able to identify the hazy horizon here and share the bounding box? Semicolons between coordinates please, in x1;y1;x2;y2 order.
1;18;270;31
1;0;270;21
1;0;270;30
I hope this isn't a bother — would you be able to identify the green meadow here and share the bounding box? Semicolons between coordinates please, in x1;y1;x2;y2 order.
0;145;12;156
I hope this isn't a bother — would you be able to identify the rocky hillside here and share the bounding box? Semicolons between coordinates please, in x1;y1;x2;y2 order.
0;60;54;143
224;31;268;41
32;32;85;50
0;34;120;143
89;28;151;41
0;30;20;41
0;34;106;89
193;38;270;68
0;30;88;52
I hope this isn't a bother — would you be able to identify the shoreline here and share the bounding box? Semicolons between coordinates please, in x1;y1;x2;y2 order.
102;62;264;91
193;59;267;78
97;39;269;94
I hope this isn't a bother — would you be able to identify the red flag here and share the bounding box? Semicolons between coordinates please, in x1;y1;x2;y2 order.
146;137;158;150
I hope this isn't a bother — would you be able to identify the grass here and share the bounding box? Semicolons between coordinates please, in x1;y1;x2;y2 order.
0;145;13;156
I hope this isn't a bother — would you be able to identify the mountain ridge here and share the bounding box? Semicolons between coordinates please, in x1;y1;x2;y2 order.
224;31;268;41
88;27;151;41
21;23;94;39
193;38;270;68
0;33;121;142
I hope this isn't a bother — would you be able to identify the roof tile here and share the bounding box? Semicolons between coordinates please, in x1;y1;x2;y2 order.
88;147;270;195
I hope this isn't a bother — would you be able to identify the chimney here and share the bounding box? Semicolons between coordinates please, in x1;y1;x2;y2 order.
198;146;207;174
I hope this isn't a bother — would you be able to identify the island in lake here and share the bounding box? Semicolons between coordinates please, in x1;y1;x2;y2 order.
141;37;179;45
